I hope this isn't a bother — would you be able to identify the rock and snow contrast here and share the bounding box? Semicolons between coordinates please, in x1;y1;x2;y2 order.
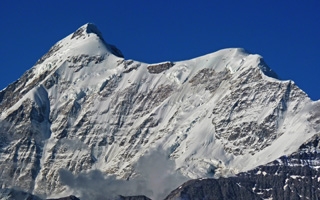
0;23;319;200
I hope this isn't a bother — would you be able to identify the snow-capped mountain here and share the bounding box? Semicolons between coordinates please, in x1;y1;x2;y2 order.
0;23;319;199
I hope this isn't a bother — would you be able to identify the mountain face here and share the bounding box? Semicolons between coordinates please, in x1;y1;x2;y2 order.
0;23;319;199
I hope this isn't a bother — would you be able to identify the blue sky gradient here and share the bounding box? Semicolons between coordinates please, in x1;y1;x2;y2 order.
1;1;319;99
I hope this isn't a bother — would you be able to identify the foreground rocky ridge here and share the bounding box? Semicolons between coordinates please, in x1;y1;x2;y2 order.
0;23;319;199
165;133;320;199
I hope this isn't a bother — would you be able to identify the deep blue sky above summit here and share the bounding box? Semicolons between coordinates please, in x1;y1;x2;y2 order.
0;1;319;100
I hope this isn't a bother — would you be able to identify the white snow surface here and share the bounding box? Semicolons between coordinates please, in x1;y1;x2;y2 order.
0;23;319;199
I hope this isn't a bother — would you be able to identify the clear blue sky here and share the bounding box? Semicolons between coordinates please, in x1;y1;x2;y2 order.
1;1;319;100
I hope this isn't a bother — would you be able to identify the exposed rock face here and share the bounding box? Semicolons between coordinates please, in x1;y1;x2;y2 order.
0;23;319;199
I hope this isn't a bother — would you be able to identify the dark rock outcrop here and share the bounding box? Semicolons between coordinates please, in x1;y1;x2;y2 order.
119;195;152;200
147;62;174;74
47;195;80;200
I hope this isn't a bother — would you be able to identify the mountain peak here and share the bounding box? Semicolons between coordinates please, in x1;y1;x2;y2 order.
35;23;123;65
71;23;103;40
70;23;124;58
